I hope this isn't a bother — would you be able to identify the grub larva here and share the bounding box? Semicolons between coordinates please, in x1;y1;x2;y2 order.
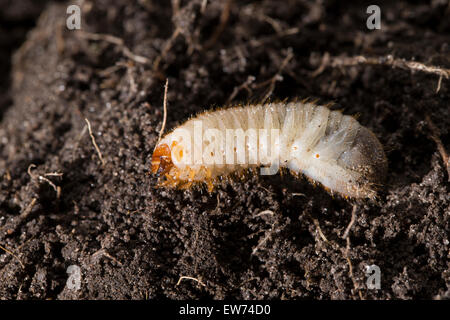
151;101;387;199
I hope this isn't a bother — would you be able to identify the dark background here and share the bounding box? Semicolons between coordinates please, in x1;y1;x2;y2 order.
0;0;449;299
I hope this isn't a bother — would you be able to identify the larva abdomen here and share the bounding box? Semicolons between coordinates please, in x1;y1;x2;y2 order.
152;102;387;199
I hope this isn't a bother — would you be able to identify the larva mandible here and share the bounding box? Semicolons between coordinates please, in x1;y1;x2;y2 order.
151;101;387;199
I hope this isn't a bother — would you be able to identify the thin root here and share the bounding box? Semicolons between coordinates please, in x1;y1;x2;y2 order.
342;205;357;239
314;54;450;90
20;198;37;220
312;218;329;243
254;48;294;103
176;276;206;287
27;164;62;198
341;237;364;300
85;118;106;166
78;31;150;65
92;249;123;266
0;244;25;269
153;28;182;73
340;205;364;300
425;114;450;181
155;79;169;149
252;222;275;255
203;0;233;50
254;210;274;218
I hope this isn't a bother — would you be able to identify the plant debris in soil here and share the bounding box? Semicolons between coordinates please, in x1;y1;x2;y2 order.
0;0;449;299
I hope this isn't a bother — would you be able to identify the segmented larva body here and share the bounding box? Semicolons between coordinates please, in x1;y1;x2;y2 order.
152;101;387;199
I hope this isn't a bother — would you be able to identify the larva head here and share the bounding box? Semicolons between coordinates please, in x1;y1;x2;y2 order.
152;132;192;178
151;143;173;176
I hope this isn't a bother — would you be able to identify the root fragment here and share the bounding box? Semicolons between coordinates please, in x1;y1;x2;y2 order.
78;31;150;65
425;115;450;181
176;276;206;287
313;54;449;92
85;118;105;167
0;244;25;269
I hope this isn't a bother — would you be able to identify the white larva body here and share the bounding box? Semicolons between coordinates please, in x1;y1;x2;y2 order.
152;102;387;199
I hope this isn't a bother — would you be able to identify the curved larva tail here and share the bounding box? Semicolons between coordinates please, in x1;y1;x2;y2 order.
151;101;388;199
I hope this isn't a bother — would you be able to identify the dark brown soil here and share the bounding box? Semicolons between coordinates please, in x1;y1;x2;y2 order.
0;0;449;300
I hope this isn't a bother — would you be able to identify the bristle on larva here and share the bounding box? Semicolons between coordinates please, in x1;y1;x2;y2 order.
151;101;388;199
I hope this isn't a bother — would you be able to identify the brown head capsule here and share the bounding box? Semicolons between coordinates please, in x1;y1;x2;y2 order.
151;143;173;177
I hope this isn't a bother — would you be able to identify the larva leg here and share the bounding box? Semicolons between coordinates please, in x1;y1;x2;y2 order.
160;172;180;188
188;168;196;181
205;167;215;192
179;168;197;190
156;177;171;188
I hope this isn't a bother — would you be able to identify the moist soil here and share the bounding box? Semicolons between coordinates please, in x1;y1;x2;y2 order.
0;0;449;299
